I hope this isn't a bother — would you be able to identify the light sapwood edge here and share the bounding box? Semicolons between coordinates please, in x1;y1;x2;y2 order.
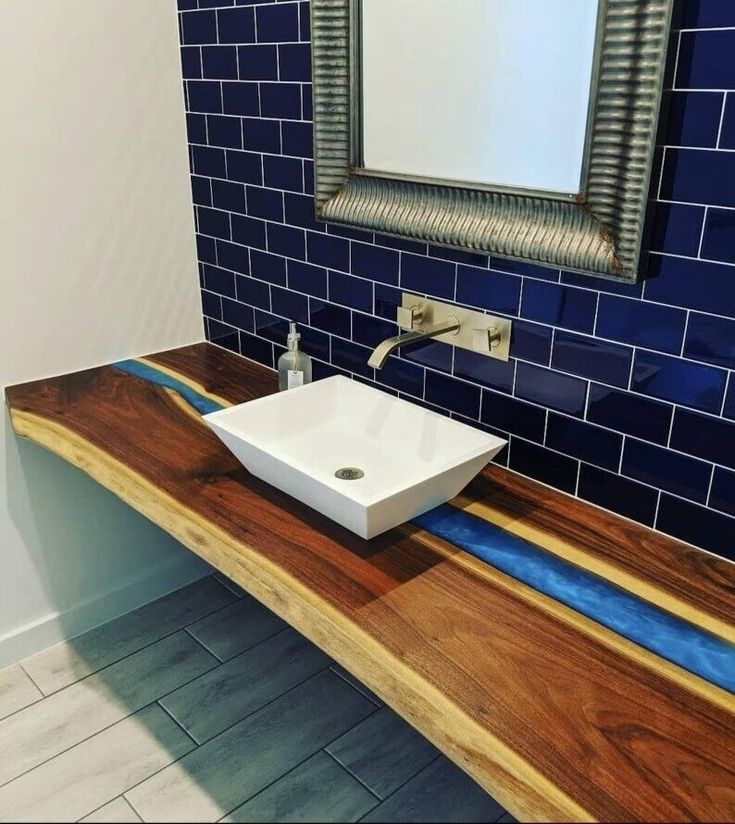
9;407;594;824
453;495;735;645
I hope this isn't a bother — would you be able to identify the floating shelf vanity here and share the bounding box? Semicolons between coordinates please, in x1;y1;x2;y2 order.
5;342;734;823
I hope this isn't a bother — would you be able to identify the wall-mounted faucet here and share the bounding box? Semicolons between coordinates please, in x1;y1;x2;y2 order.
368;294;512;370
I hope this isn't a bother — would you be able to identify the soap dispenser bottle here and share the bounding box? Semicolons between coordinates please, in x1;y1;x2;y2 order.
278;322;312;390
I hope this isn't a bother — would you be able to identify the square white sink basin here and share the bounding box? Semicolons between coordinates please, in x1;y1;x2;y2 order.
204;376;506;539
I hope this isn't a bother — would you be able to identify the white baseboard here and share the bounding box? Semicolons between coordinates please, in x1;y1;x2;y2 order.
0;554;210;669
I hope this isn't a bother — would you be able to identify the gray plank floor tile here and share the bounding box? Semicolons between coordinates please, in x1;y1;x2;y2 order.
187;596;287;662
22;577;234;695
0;664;42;721
327;706;439;799
496;814;517;823
329;664;383;707
212;572;247;598
222;751;379;823
361;757;506;823
0;631;216;786
81;797;142;823
161;628;329;744
0;704;193;822
126;669;377;823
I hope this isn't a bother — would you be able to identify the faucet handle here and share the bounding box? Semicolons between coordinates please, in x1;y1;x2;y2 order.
472;326;502;353
397;304;424;330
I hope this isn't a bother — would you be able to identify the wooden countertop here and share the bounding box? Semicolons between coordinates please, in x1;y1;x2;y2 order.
6;342;734;822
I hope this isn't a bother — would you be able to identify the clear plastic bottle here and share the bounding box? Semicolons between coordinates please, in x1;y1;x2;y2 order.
278;322;313;391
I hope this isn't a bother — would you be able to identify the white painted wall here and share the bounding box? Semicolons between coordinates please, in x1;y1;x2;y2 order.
0;1;207;667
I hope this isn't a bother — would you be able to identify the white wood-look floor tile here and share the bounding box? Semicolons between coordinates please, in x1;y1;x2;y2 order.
0;631;215;786
126;670;376;823
161;628;328;743
23;577;234;695
0;705;193;822
80;797;142;823
0;664;42;721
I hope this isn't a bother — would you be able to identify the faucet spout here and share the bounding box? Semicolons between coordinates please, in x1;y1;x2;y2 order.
368;318;460;369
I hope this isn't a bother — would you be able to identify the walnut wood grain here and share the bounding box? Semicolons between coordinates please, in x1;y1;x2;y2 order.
6;342;734;823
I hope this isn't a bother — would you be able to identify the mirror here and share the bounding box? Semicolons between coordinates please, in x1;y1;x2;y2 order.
361;0;600;196
311;0;674;282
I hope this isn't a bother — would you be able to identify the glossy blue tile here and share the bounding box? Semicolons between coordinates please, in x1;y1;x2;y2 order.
178;0;198;10
282;122;313;158
309;301;350;337
681;0;735;27
256;3;299;42
217;7;256;44
401;254;455;300
242;117;281;152
552;331;632;388
222;81;260;116
521;281;597;333
307;233;349;271
202;264;236;298
217;240;250;275
328;270;372;313
645;255;735;319
510;320;552;365
238;45;278;80
212;179;246;213
201;290;222;320
250;250;286;285
351;314;395;349
351;243;399;285
208;320;240;355
187;81;222;114
664;92;723;147
196;234;217;265
331;338;373;379
246;186;283;221
710;468;735;517
480;391;546;442
489;258;559;282
271;285;308;322
657;495;734;562
402;339;453;372
454;350;514;395
239;330;273;367
596;295;686;354
288;260;327;298
660;148;735;208
515;361;587;417
181;11;218;45
299;1;310;41
279;44;311;81
181;47;202;80
226;150;262;185
302;84;313;120
720;94;735;149
202;46;238;79
725;380;735;420
304;159;314;196
545;414;622;471
207;115;242;149
676;30;735;90
260;83;301;119
186;113;207;144
231;213;266;248
425;371;480;419
429;246;488;267
263;155;303;192
198;207;230;240
377;357;424;398
670;408;735;469
561;270;643;299
586;383;672;445
632;350;726;413
701;208;735;264
649;203;705;257
192;175;212;207
235;275;269;310
455;265;521;316
221;296;253;331
509;438;579;494
267;223;305;260
577;465;658;526
284;194;323;232
374;234;426;255
622;439;711;504
683;313;735;369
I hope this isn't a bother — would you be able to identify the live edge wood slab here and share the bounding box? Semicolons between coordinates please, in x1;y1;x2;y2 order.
5;342;734;823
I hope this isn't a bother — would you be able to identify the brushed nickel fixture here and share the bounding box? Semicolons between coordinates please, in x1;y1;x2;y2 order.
367;293;511;370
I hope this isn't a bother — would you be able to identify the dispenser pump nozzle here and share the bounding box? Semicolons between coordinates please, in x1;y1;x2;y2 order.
287;322;301;351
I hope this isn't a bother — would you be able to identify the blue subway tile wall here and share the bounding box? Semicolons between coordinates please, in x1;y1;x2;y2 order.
178;0;735;561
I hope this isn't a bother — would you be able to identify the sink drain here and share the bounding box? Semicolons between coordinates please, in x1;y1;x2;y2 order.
335;467;365;481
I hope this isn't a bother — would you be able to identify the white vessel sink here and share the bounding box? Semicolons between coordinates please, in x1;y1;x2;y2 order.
204;376;506;539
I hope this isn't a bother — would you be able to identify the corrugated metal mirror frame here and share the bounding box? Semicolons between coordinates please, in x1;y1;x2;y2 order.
311;0;675;282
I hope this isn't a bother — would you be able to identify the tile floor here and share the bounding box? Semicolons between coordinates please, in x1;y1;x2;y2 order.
0;575;514;823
